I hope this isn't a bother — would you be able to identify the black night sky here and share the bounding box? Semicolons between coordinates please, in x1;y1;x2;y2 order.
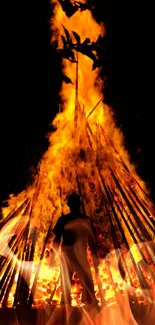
0;1;155;211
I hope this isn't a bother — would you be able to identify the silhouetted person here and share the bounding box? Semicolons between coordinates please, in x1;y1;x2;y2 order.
52;193;99;306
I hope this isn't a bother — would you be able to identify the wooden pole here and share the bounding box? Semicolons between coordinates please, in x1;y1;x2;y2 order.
74;51;79;128
0;197;30;231
99;172;152;296
28;223;52;307
86;96;104;119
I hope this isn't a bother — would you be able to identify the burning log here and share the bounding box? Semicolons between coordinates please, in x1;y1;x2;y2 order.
0;233;24;306
101;124;155;212
46;277;60;306
0;197;30;231
26;228;38;290
127;184;155;230
99;124;155;208
0;199;29;272
28;222;53;307
0;227;26;275
98;179;134;287
0;235;17;273
0;261;15;304
124;187;155;263
74;52;79;128
109;170;155;278
0;201;32;307
1;261;18;307
98;172;152;292
101;124;155;236
108;186;155;281
86;96;104;119
13;221;30;307
110;168;152;243
125;187;154;237
0;201;31;273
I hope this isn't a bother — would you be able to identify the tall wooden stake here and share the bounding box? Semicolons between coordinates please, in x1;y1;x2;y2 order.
74;51;79;129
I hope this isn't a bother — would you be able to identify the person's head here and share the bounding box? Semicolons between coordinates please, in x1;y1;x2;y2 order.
67;192;81;212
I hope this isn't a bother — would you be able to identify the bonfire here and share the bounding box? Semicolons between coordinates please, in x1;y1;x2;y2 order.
0;1;155;324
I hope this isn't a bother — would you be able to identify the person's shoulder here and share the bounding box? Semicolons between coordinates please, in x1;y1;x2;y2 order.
81;214;92;222
52;213;71;234
60;213;71;221
53;214;66;228
61;213;71;218
82;213;91;219
82;215;95;227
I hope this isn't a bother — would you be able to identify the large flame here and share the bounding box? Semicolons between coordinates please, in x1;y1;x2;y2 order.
2;0;149;229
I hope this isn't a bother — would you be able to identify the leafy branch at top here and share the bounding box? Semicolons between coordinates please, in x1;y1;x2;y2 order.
53;25;107;71
58;0;95;18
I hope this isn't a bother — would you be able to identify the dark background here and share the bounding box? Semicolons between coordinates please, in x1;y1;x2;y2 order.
0;0;154;210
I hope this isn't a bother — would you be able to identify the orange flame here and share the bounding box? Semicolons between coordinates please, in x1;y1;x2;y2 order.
1;0;150;230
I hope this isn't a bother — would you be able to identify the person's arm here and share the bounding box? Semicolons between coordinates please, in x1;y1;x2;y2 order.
88;235;99;270
88;220;99;271
53;233;61;251
48;218;63;267
52;217;63;252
